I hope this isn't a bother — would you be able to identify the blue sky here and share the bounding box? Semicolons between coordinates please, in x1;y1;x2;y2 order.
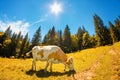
0;0;120;40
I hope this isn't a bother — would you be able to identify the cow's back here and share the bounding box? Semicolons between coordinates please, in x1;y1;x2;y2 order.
46;46;67;63
32;46;67;62
41;46;59;59
34;46;58;60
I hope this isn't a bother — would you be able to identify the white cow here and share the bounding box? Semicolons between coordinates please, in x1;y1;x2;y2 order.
26;45;74;72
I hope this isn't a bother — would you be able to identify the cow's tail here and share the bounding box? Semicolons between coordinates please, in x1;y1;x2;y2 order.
26;50;32;57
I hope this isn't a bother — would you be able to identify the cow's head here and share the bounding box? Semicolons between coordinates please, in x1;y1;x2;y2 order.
65;57;75;71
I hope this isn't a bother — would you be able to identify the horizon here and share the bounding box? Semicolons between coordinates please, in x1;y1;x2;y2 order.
0;0;120;40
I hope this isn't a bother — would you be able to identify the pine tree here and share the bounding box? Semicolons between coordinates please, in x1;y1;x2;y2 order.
76;27;88;50
42;29;51;45
10;32;17;56
0;32;6;45
82;26;88;33
19;33;29;58
13;31;22;57
4;26;12;39
94;14;103;46
82;32;90;49
63;25;72;53
42;35;47;45
31;26;41;47
51;26;56;39
71;34;78;51
58;30;63;48
109;22;118;43
1;26;12;57
76;27;83;50
93;14;111;46
89;35;97;48
48;26;58;45
114;17;120;41
17;32;22;41
103;26;112;45
42;26;58;45
0;32;6;57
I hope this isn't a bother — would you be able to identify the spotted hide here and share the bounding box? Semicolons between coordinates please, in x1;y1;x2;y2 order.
26;45;74;72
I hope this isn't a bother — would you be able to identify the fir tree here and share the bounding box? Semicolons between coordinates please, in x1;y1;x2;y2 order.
10;32;17;56
4;26;12;39
63;25;72;53
76;27;83;50
48;26;57;45
93;14;111;46
82;32;90;49
109;22;118;43
20;33;29;58
42;26;58;45
71;34;78;51
42;35;47;45
115;17;120;41
31;26;41;47
58;30;63;48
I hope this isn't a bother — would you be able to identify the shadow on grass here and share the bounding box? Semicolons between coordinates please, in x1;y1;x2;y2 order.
26;69;76;78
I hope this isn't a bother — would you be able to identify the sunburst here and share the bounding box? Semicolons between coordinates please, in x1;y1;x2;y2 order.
50;1;62;16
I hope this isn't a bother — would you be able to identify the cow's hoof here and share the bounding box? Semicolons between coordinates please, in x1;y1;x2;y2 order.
44;70;47;73
64;69;66;72
32;69;36;72
70;70;76;74
50;70;52;72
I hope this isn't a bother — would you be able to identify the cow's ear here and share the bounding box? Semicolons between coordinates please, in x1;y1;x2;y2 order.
70;57;73;63
68;57;73;63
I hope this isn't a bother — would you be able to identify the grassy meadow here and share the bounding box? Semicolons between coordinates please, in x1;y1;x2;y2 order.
0;42;120;80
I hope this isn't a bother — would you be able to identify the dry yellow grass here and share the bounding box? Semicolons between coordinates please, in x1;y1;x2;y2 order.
0;42;120;80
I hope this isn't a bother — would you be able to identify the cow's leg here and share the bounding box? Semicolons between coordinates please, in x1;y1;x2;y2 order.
44;61;49;72
32;59;36;71
64;64;66;71
50;62;52;72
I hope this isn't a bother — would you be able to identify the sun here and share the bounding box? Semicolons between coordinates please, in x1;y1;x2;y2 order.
50;1;62;16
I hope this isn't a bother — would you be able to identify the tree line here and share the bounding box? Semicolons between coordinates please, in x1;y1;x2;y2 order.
0;14;120;58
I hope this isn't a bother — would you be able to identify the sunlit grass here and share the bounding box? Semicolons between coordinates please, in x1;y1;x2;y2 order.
93;42;120;80
0;42;120;80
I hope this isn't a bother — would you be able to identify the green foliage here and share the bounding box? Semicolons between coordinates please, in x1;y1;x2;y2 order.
114;17;120;41
103;26;112;45
42;26;58;45
93;14;112;46
63;25;72;53
89;35;97;48
71;34;78;51
31;27;41;47
76;27;83;50
4;26;12;39
19;33;29;58
57;30;63;48
0;32;5;45
15;32;23;57
0;14;120;57
82;32;90;49
10;32;17;56
109;22;118;43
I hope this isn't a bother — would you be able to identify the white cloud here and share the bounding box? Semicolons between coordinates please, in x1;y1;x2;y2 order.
31;18;46;26
31;14;49;26
0;20;30;36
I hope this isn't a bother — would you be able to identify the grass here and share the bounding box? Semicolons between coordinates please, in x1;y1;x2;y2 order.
93;42;120;80
0;42;120;80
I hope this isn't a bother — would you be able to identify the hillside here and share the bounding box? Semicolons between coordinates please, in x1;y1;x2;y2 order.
0;42;120;80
